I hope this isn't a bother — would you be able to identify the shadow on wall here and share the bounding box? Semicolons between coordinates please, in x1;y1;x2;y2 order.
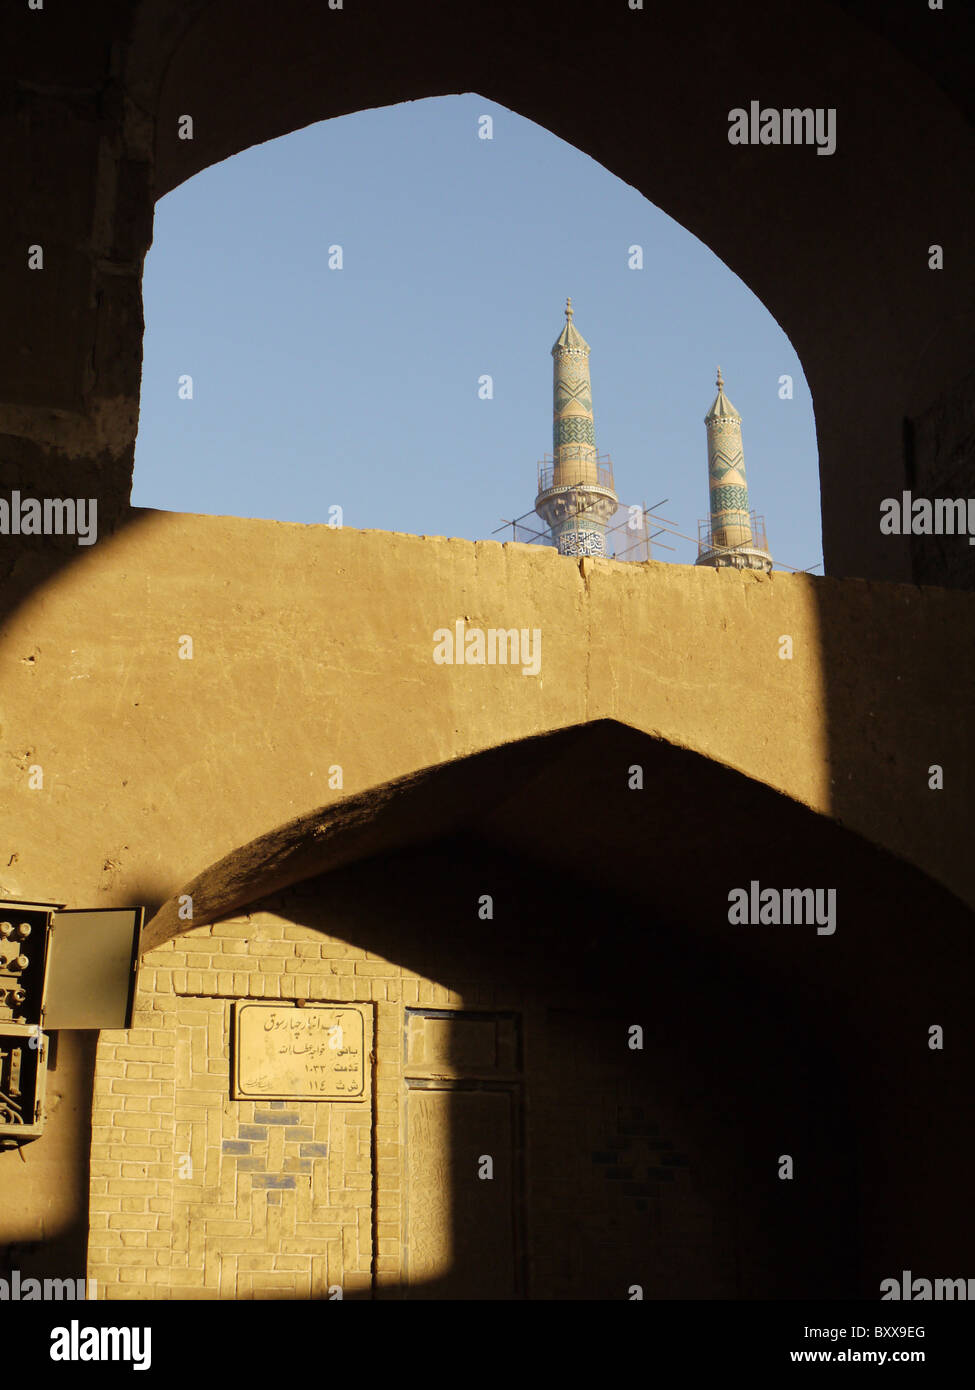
0;0;972;1303
0;1032;99;1285
817;569;975;910
0;874;171;1286
0;511;157;630
250;837;860;1300
140;722;975;1298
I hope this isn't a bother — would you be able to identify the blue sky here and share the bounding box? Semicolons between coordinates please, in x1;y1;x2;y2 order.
134;94;822;573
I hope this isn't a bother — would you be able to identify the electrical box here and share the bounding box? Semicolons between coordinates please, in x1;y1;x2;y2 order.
0;900;144;1147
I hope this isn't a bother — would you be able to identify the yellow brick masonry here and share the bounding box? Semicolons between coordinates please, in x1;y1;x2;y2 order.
88;911;486;1299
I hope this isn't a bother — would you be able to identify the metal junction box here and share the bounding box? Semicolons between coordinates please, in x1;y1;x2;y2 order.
0;900;144;1147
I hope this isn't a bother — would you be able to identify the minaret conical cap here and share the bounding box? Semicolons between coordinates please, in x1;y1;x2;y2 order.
705;365;741;422
552;295;590;354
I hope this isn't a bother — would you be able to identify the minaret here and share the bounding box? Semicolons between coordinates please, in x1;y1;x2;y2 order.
535;298;619;556
696;368;772;572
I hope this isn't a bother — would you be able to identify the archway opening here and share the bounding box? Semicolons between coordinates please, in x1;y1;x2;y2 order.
133;96;822;574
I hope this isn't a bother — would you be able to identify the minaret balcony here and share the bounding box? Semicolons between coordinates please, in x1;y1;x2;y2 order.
695;512;772;572
537;452;615;496
535;484;620;533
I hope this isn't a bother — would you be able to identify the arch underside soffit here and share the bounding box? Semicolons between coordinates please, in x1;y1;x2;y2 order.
143;720;974;1024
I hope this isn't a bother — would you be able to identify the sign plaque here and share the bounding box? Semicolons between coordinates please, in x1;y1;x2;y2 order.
234;1003;368;1101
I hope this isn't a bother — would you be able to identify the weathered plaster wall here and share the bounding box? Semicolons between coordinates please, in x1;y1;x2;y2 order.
1;519;970;1288
1;514;972;922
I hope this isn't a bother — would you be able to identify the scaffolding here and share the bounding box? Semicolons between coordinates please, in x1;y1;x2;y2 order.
494;487;675;563
697;511;769;557
696;511;771;569
536;452;616;495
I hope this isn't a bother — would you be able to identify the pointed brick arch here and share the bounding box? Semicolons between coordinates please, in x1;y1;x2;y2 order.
129;719;975;1295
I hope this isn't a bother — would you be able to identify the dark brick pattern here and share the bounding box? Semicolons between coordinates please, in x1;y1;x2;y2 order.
592;1106;691;1208
221;1114;328;1190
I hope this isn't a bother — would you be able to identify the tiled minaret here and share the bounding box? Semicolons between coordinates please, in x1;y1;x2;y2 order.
535;298;619;556
696;368;773;572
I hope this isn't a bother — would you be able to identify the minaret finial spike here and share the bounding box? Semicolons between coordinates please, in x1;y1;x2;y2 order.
716;365;724;390
566;296;573;320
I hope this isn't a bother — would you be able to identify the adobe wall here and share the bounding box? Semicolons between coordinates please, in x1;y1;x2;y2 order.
1;511;971;921
1;512;973;1280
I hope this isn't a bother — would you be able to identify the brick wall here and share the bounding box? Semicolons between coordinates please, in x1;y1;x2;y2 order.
88;905;523;1299
86;883;833;1299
